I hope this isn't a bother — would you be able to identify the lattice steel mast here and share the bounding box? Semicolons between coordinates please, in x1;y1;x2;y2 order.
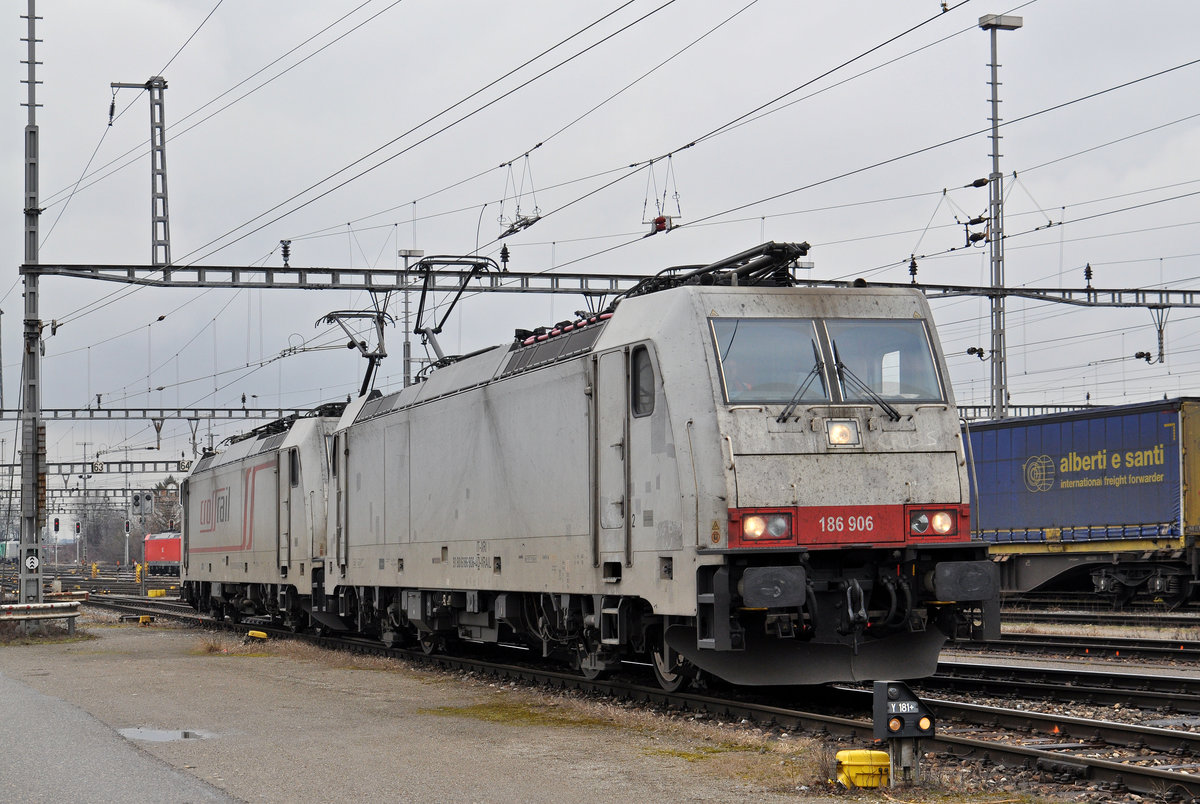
112;77;171;266
19;0;45;604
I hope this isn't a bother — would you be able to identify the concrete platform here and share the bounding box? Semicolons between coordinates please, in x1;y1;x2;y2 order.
0;670;235;803
0;618;824;803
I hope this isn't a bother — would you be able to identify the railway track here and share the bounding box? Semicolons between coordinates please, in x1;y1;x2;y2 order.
1;569;180;600
924;659;1200;714
80;594;1200;799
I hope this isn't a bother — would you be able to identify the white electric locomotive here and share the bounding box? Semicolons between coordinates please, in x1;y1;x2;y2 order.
182;243;997;687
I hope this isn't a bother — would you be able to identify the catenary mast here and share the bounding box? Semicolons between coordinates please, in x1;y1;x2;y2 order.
18;0;45;603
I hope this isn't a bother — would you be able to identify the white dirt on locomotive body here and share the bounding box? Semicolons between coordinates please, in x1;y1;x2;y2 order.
182;245;998;687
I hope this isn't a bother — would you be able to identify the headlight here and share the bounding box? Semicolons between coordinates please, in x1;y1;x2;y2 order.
826;419;860;446
909;509;957;536
742;513;791;540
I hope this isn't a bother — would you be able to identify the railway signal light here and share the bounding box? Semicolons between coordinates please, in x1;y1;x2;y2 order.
53;517;59;532
873;681;935;741
74;522;81;535
125;520;130;534
873;680;934;785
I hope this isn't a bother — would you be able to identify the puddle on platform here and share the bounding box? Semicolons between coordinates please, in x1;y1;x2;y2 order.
119;727;213;742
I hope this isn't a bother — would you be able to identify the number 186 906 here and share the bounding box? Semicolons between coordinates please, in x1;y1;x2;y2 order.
818;514;875;533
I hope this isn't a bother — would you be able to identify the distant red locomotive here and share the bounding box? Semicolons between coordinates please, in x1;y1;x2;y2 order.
143;532;182;576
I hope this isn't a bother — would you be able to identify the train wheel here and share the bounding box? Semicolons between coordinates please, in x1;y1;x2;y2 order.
1112;582;1138;609
1163;583;1190;611
575;644;608;681
418;632;442;655
651;644;690;693
579;663;607;681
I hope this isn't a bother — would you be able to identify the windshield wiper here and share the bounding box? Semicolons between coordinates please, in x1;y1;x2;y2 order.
777;340;825;423
832;341;901;422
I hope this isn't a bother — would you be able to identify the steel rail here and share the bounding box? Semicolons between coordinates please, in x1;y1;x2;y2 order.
926;659;1200;713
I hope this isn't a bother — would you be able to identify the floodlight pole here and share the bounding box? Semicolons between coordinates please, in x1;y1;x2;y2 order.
980;13;1022;420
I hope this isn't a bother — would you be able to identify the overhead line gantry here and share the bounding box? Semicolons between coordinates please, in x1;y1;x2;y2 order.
22;262;1200;307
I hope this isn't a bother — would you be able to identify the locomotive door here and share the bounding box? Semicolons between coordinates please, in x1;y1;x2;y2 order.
595;349;631;566
336;436;348;568
277;447;297;568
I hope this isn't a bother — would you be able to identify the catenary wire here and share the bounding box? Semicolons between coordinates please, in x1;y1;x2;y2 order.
177;1;663;265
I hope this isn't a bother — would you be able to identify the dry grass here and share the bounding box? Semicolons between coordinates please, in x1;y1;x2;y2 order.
189;632;417;672
0;619;92;645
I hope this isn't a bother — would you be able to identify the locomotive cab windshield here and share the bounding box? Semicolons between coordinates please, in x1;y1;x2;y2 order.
827;319;944;402
712;318;827;404
712;316;944;406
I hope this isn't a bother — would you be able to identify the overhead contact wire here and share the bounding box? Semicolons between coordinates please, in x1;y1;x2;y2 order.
41;0;387;208
180;0;665;265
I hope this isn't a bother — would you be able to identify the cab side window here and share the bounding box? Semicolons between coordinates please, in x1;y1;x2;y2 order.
631;346;655;417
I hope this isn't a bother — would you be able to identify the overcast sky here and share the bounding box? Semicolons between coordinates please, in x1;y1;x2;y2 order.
3;0;1199;481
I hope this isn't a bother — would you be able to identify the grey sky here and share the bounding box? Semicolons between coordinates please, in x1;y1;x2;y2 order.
3;0;1199;478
